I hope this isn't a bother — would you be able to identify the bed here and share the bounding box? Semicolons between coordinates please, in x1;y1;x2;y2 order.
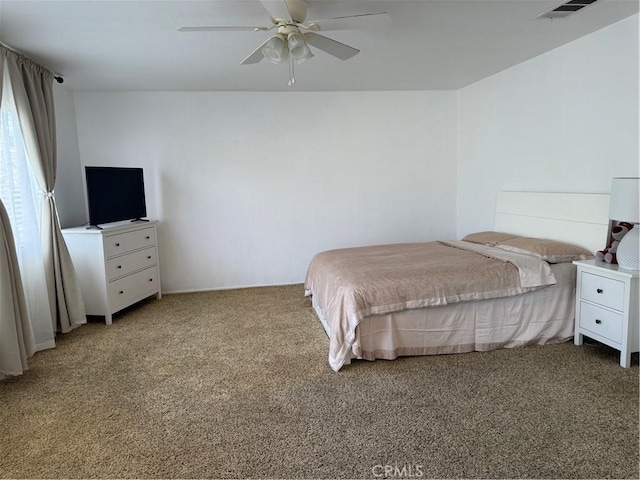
305;192;610;371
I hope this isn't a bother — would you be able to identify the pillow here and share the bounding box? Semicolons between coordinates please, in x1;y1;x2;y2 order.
494;237;594;263
461;231;522;247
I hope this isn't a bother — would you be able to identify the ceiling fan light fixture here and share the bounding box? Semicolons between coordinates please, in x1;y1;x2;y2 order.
287;32;313;64
262;33;288;64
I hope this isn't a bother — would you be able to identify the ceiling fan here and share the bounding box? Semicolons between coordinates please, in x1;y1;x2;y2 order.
178;0;392;84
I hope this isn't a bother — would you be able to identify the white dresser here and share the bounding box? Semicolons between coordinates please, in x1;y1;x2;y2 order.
62;221;161;324
573;259;639;367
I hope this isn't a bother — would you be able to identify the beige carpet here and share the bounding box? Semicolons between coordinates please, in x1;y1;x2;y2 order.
1;284;638;479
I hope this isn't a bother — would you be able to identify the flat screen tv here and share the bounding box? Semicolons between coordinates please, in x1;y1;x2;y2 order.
85;166;147;228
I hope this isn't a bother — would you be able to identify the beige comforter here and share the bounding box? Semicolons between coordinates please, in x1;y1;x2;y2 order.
304;240;557;371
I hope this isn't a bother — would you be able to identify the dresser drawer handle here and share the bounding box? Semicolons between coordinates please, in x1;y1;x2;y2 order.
146;236;150;240
595;319;602;324
596;288;603;294
147;256;152;259
117;265;122;269
149;278;154;282
119;290;124;295
115;243;120;247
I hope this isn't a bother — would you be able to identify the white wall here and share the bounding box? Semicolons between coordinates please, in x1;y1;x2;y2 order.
62;15;638;293
73;91;458;292
457;14;639;238
53;84;85;228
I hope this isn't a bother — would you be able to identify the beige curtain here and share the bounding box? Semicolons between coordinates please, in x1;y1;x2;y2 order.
0;199;35;378
0;53;35;378
2;45;86;333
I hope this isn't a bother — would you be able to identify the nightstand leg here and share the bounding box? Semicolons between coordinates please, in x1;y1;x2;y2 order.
620;350;631;368
574;332;584;346
105;314;113;326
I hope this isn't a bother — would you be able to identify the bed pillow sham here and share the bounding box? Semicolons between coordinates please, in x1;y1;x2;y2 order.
494;237;594;263
461;231;522;246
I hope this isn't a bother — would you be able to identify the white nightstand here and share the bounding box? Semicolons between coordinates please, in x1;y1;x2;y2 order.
573;259;639;367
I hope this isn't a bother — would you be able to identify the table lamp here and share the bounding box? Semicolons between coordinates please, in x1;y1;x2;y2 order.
609;177;640;270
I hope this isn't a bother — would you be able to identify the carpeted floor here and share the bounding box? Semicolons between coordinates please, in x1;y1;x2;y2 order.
1;284;638;479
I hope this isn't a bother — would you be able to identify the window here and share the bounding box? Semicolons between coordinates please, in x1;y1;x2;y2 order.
0;89;55;349
0;109;41;245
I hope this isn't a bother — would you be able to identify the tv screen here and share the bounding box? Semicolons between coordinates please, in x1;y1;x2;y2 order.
85;166;147;227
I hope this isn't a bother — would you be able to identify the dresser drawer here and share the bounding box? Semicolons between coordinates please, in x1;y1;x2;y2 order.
580;271;624;311
104;227;156;258
108;266;159;310
105;247;157;281
578;301;623;344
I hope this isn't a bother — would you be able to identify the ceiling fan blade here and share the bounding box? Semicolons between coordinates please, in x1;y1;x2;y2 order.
303;32;359;60
259;0;305;23
178;26;270;32
304;12;392;32
240;38;272;64
284;0;308;23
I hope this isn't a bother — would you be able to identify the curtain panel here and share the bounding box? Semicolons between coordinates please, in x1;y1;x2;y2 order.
0;198;35;378
0;50;35;378
1;44;86;334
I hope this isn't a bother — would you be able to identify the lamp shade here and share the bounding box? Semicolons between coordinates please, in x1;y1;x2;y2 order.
287;33;313;64
609;177;640;270
609;177;639;223
262;34;288;64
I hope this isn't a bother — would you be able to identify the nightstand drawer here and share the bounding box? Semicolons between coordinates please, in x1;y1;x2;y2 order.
580;272;624;311
578;301;623;344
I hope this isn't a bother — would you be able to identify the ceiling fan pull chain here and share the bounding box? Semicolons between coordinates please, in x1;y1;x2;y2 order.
288;56;296;86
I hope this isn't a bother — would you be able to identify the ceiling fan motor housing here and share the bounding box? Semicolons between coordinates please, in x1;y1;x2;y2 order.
276;24;301;36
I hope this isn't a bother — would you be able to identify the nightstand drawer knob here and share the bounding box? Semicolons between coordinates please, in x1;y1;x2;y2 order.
596;288;603;294
595;319;602;324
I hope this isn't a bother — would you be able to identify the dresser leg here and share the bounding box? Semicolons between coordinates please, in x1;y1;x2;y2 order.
574;332;584;346
105;314;113;326
620;350;631;368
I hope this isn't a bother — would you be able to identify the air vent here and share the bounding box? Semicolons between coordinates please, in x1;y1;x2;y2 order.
537;0;599;19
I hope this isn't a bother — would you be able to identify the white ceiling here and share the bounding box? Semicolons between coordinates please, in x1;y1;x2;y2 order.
0;0;637;91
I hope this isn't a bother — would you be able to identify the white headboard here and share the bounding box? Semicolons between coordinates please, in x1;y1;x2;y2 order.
494;192;610;254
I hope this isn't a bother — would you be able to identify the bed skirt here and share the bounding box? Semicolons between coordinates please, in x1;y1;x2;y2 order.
312;262;576;366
